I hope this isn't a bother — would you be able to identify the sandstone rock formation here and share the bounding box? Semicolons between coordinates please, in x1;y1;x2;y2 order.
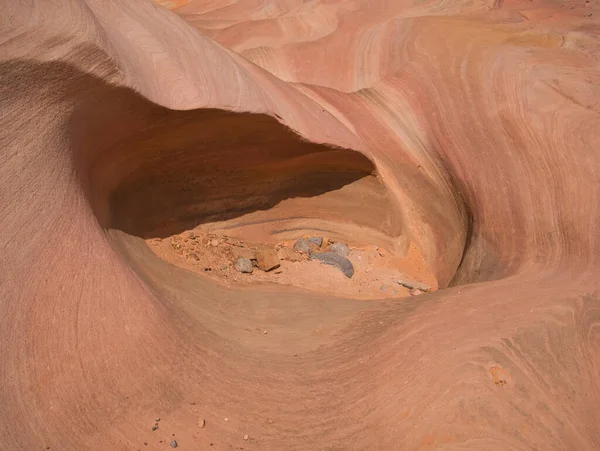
1;0;599;449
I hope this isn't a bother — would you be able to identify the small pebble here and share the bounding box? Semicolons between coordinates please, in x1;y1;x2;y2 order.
397;278;431;292
210;239;219;247
155;418;161;422
152;425;158;431
234;257;254;274
198;418;206;428
243;434;249;441
170;440;178;448
224;417;229;422
410;288;424;296
380;285;387;292
293;238;313;255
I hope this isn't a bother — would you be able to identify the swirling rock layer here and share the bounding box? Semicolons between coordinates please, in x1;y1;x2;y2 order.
1;0;599;449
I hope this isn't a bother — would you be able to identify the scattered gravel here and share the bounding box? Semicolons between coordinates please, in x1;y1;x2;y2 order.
152;230;435;297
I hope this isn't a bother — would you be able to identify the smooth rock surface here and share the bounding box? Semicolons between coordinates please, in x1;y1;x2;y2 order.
2;1;600;450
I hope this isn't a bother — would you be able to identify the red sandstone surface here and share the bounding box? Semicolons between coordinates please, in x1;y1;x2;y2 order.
1;0;599;449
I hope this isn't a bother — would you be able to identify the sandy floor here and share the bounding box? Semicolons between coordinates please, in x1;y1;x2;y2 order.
147;230;437;300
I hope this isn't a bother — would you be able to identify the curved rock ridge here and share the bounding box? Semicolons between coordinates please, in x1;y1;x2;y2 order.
0;0;599;449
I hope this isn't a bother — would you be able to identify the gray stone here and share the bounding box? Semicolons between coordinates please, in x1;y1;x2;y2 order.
170;440;178;448
308;236;323;247
311;252;354;278
330;242;350;257
397;278;431;292
293;238;313;255
234;258;253;274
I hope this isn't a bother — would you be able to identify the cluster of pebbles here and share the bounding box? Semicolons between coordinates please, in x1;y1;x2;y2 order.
234;236;355;278
153;231;433;296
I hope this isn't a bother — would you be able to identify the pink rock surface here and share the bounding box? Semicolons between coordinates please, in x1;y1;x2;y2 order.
1;0;599;449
